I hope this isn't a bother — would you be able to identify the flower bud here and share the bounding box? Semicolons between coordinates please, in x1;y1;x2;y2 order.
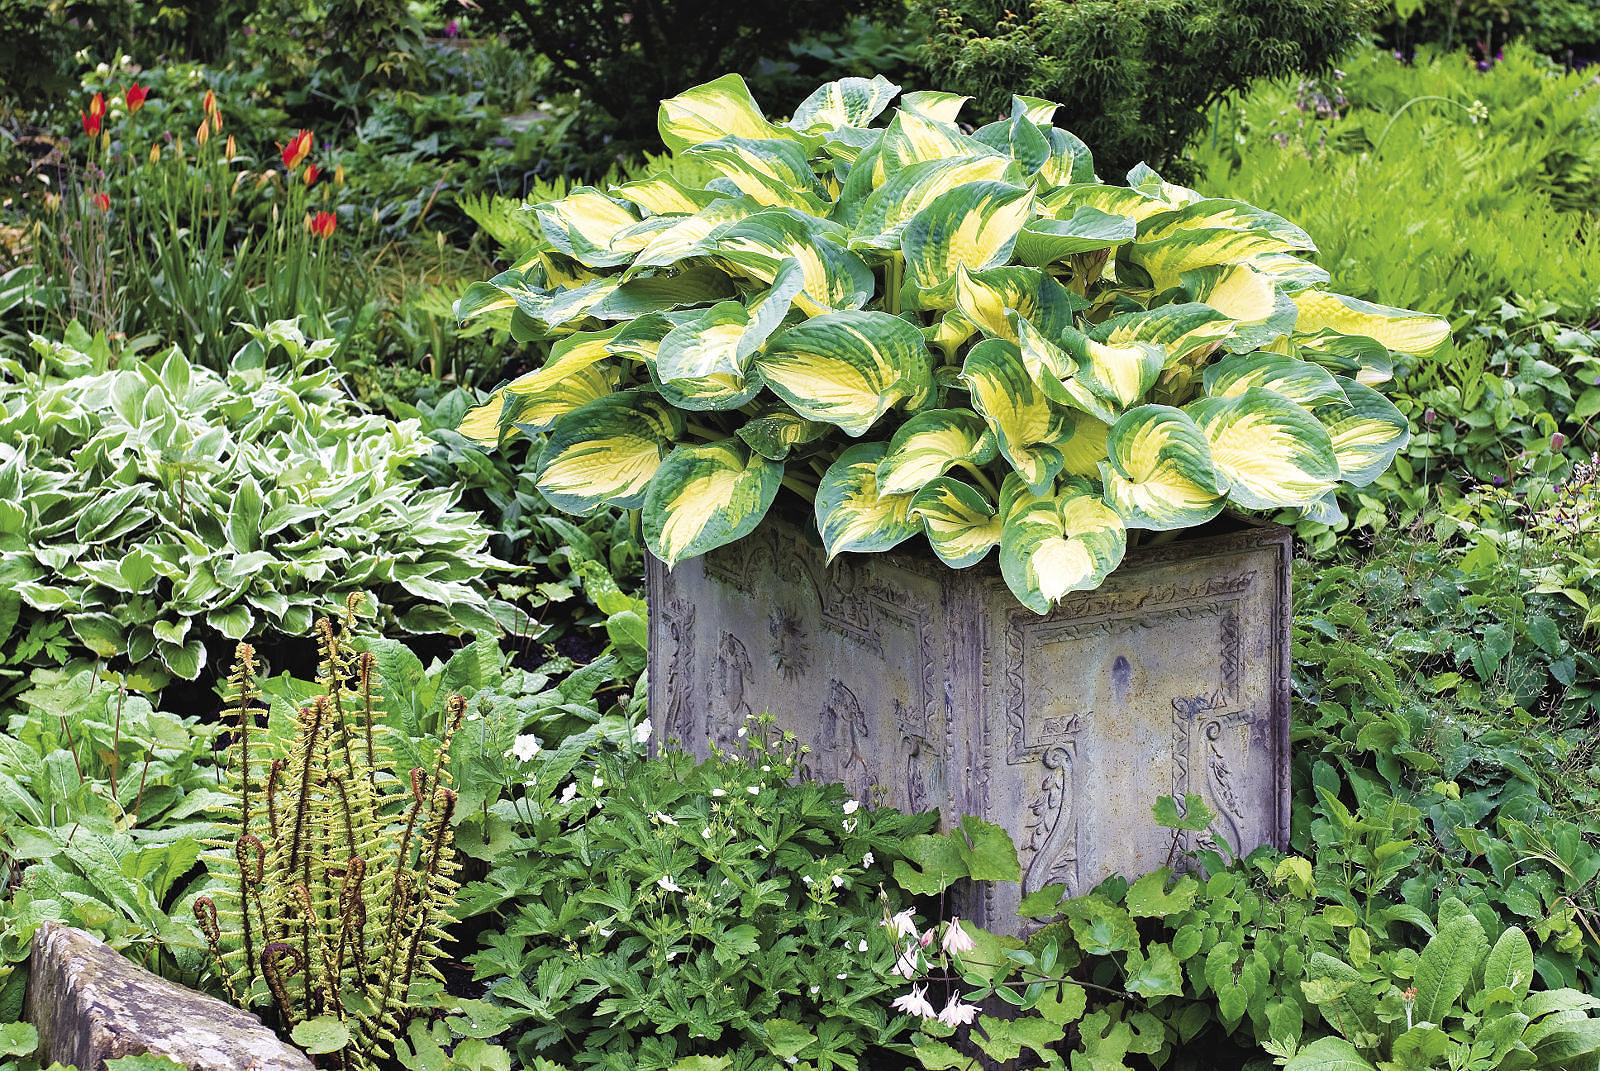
1551;432;1566;452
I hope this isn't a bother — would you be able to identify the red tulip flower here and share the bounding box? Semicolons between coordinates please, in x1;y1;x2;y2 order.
303;162;321;186
93;192;110;212
307;210;337;239
202;89;217;116
125;83;148;113
81;92;106;137
280;129;313;171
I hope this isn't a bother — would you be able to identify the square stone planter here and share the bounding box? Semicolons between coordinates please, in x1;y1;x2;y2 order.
646;513;1291;931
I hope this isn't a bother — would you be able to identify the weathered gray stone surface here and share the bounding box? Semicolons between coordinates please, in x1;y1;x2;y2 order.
648;514;1291;931
25;921;313;1071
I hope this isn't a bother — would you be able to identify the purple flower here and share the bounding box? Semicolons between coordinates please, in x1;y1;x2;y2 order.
446;19;459;36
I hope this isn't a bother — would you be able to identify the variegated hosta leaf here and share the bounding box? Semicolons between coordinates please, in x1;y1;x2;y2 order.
1296;329;1395;386
815;442;920;561
973;104;1051;176
1042;183;1173;224
505;277;619;340
1012;95;1060;124
628;198;758;272
910;476;1002;568
1100;405;1226;530
658;73;781;153
1055;327;1168;413
500;326;623;399
1125;226;1311;294
954;265;1082;343
643;439;783;567
654;303;767;411
686;137;829;213
536;391;686;514
1138;198;1315;248
1013;207;1137;267
1011;314;1119;422
1202;352;1350;409
1126;163;1204;206
607;310;692;369
925;311;981;361
1177;263;1297;352
849;156;1020;253
875;408;997;496
1185;387;1339;510
613;172;723;216
588;265;739;321
961;339;1107;493
1038;127;1096;188
458;361;620;444
1245;250;1331;292
1000;481;1127;614
876;110;996;181
790;75;901;134
899;90;970;124
756;311;932;436
535;188;644;267
901;181;1035;298
457;266;533;322
1092;303;1233;365
713;209;875;314
1313;377;1410;487
737;407;830;460
1298;490;1346;526
1292;290;1451;357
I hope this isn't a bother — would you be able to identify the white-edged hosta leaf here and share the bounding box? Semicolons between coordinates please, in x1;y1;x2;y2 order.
1038;126;1096;187
460;362;619;443
790;75;900;133
535;188;644;267
1014;207;1137;267
899;91;970;124
1000;481;1127;613
1292;290;1450;357
688;137;829;213
536;391;686;514
962;339;1107;493
737;407;830;461
1313;378;1410;487
909;477;1003;568
756;310;932;436
815;442;920;560
643;439;782;567
954;265;1082;343
1296;329;1395;386
1186;388;1339;510
612;172;722;216
1055;326;1168;412
901;181;1035;296
1202;352;1350;409
1092;304;1233;364
659;73;781;152
1100;405;1226;530
875;408;997;496
713;209;875;314
849;156;1020;252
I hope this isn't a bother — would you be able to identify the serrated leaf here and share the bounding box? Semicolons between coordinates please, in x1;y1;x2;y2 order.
1125;869;1199;919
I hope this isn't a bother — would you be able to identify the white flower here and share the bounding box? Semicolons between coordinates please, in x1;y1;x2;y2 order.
559;783;578;804
746;785;759;795
701;827;713;839
658;876;684;893
891;984;937;1019
737;726;748;737
937;997;980;1028
632;720;652;744
831;874;845;888
884;909;918;938
843;818;858;833
802;875;814;885
809;985;820;996
505;734;541;762
842;799;860;815
836;972;848;980
862;852;875;867
666;950;677;961
892;945;920;978
651;811;679;826
856;939;869;953
592;773;604;789
942;918;977;956
711;788;726;797
761;764;771;772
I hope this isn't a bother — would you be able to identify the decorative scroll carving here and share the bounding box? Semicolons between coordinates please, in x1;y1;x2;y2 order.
768;607;810;680
708;632;753;751
895;699;932;816
815;679;872;801
661;597;696;745
1022;744;1077;897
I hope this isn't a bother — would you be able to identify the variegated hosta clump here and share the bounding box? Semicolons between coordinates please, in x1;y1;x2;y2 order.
457;74;1448;613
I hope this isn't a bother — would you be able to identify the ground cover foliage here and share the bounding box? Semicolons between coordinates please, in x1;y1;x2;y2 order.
1;7;1599;1071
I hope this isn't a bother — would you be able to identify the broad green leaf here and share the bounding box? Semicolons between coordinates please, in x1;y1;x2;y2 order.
849;156;1019;252
1013;207;1136;267
658;73;780;152
901;181;1035;298
535;188;645;267
1281;1036;1379;1071
1411;912;1486;1025
815;442;920;561
1101;405;1225;531
1066;896;1139;956
1312;378;1410;487
1152;793;1215;831
953;265;1081;343
757;310;932;435
687;137;828;213
736;408;829;461
999;481;1126;613
291;1016;350;1055
1126;943;1185;998
1186;389;1339;510
757;1018;816;1061
962;339;1107;493
953;814;1022;881
69;611;124;657
1125;869;1199;918
1203;352;1349;409
1301;953;1379;1043
587;265;737;320
790;75;900;133
1482;926;1534;1004
643;440;782;568
713;210;874;315
909;477;1002;568
536;391;685;514
1293;290;1450;357
876;408;996;495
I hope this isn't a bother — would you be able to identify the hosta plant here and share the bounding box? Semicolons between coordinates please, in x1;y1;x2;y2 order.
458;74;1447;612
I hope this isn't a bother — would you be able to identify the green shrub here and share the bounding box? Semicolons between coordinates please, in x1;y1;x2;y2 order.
0;321;524;691
1376;0;1600;62
912;0;1377;181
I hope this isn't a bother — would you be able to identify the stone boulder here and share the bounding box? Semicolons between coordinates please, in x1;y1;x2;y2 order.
25;921;313;1071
